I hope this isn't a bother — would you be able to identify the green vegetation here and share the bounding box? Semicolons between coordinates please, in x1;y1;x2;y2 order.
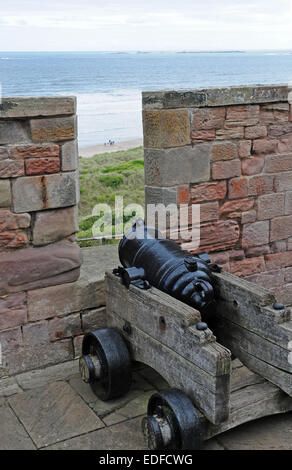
78;147;145;246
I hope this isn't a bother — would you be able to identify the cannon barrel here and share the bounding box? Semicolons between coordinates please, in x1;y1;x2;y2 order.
117;222;217;314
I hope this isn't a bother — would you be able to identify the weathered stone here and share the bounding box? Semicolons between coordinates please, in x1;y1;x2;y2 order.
275;171;292;191
265;251;292;270
241;210;257;224
0;180;11;207
228;177;248;199
81;307;107;333
177;185;189;204
0;159;24;178
252;138;278;155
12;171;78;213
242;221;269;248
0;241;82;294
198;220;240;252
279;136;292;153
192;129;216;141
0;327;23;354
61;140;78;171
16;360;79;390
245;125;267;139
212;141;238;162
30;116;77;143
0;210;30;230
241;156;264;176
0;376;22;397
22;321;49;346
145;186;177;206
144;145;210;186
284;267;292;283
8;381;103;448
143;109;191;148
0;97;76;118
257;193;285;220
200;202;219;222
32;206;78;246
10;144;59;159
271;240;287;253
48;313;82;341
0;147;9;159
220;198;254;215
0;231;29;250
268;123;292;137
0;307;27;331
226;105;260;126
265;153;292;173
27;245;118;320
216;127;244;140
191;181;227;202
0;406;35;450
238;140;252;158
25;157;60;175
193;107;226;130
248;174;275;196
0;292;26;313
73;335;83;358
270;215;292;242
212;160;241;180
245;269;284;289
285;191;292;215
0;120;30;145
245;245;270;257
229;257;265;277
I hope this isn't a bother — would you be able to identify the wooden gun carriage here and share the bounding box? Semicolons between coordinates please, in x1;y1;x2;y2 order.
79;229;292;450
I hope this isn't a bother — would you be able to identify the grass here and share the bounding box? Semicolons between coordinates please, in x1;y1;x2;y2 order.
78;147;145;246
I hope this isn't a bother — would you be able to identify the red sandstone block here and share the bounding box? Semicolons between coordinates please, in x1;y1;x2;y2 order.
22;321;49;346
229;249;245;261
0;231;28;250
228;177;248;199
192;130;216;141
229;256;265;278
212;160;241;180
264;153;292;173
238;140;251;158
193;107;225;130
265;251;292;270
191;181;227;202
0;147;9;159
270;215;292;242
0;327;23;353
278;136;292;154
0;292;26;314
0;308;27;331
178;185;190;204
245;244;270;258
271;240;287;254
242;156;264;176
48;314;82;342
200;202;219;222
290;105;292;122
248;174;275;196
216;127;244;140
274;171;292;192
211;141;238;162
226;105;259;126
268;123;292;137
285;191;292;215
245;269;284;289
257;193;285;221
0;210;31;231
284;267;292;283
242;220;269;248
10;144;60;159
241;210;257;224
199;220;240;252
25;157;60;176
209;251;229;265
220;198;254;215
252;139;278;155
245;125;267;139
0;160;24;178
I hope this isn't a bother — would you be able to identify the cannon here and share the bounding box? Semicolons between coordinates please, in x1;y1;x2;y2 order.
115;220;219;315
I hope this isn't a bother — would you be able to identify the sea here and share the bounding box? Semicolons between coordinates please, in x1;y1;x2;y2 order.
0;51;292;148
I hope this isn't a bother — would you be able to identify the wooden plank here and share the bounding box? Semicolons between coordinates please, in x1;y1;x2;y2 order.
107;309;230;425
106;272;231;376
202;365;292;441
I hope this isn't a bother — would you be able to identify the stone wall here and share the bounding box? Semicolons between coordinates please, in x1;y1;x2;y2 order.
0;97;91;378
143;85;292;305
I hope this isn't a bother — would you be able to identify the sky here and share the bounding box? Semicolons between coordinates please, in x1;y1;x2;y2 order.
0;0;292;51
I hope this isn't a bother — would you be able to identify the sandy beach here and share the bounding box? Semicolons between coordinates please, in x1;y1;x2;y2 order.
79;138;143;158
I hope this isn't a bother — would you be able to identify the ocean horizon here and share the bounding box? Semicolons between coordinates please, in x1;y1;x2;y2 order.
1;50;292;147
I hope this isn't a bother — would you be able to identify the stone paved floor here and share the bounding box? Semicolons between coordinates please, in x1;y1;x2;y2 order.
0;360;292;450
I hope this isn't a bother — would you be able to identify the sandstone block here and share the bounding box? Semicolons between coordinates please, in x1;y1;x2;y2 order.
248;174;275;196
252;139;278;155
242;221;269;248
0;210;31;231
0;241;82;294
0;327;23;355
16;360;78;390
0;121;30;145
245;125;267;139
212;141;238;162
238;140;252;158
0;231;29;250
216;127;244;140
81;307;107;333
0;147;9;159
0;96;76;118
10;144;59;159
0;181;11;208
245;244;270;257
22;321;49;346
48;313;82;341
285;191;292;215
0;308;27;331
143;109;191;148
278;136;292;153
229;257;265;277
265;251;292;270
193;107;225;130
177;185;190;204
271;240;287;253
199;220;240;252
12;171;78;213
145;186;177;206
191;181;227;202
192;130;216;142
30;116;77;143
257;193;285;220
212;160;241;180
228;177;248;199
268;123;292;137
61;140;78;171
0;292;26;313
226;105;259;126
25;157;60;175
270;215;292;242
241;210;257;224
144;145;210;186
200;202;219;222
0;160;24;178
32;206;78;246
275;171;292;191
284;267;292;283
73;335;84;358
265;153;292;173
245;269;284;289
241;156;264;176
220;198;254;215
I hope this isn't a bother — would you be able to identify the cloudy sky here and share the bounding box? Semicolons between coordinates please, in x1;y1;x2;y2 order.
0;0;291;51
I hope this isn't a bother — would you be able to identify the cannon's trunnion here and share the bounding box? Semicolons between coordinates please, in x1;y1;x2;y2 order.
79;228;292;450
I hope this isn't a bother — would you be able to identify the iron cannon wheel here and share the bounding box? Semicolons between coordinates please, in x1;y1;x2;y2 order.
142;389;201;450
80;328;132;401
